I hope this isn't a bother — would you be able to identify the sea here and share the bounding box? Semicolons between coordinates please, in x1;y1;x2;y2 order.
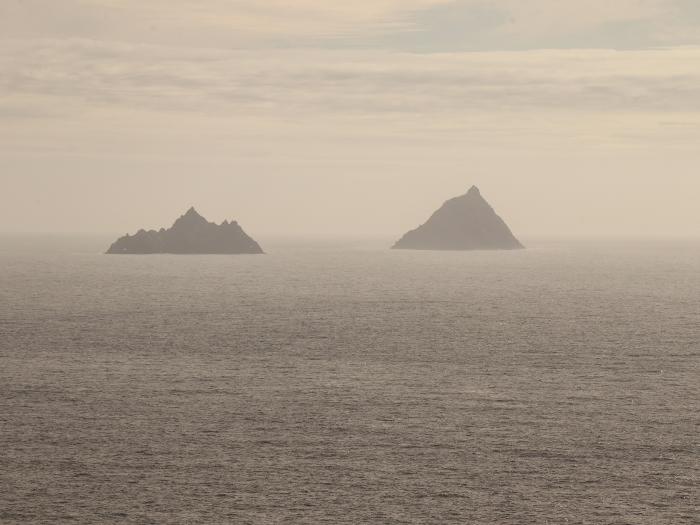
0;235;698;524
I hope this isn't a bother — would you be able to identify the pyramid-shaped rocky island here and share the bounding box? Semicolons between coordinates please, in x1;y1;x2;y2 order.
106;207;264;254
393;186;523;251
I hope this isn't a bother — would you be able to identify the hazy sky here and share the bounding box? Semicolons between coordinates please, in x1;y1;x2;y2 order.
2;0;700;236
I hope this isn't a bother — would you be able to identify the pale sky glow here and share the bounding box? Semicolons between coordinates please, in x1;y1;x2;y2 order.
1;1;700;236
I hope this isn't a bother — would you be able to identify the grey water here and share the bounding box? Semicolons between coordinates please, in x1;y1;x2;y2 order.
1;235;698;524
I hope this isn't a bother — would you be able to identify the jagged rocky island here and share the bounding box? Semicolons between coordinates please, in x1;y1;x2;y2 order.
106;207;264;254
393;186;524;251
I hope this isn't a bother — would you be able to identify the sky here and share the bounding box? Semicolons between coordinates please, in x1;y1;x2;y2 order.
2;0;700;237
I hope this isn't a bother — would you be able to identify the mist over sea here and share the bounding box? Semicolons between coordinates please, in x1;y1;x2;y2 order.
1;236;698;524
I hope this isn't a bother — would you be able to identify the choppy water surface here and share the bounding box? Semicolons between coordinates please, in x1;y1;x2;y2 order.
1;236;698;524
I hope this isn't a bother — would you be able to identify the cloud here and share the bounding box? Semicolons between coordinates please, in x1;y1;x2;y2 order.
365;0;700;51
0;0;448;46
2;2;700;160
4;0;700;51
3;38;700;122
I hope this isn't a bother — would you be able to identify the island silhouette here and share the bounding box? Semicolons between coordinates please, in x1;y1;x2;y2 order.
106;207;264;254
393;186;524;251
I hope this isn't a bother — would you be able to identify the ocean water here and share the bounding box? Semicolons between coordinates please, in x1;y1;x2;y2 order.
0;236;698;524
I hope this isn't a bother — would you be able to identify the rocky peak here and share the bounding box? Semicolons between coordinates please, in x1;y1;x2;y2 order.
392;186;523;251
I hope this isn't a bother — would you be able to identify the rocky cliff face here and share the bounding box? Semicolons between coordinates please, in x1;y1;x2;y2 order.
393;186;523;251
106;207;264;254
